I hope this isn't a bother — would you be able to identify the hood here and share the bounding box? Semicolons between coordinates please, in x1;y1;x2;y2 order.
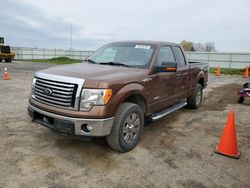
38;63;149;87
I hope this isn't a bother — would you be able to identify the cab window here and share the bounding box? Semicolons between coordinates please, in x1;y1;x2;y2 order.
174;46;186;66
156;46;175;66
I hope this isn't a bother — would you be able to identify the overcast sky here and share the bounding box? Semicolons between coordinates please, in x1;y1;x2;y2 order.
1;0;250;51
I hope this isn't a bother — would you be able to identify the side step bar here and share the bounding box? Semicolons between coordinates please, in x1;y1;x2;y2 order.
151;101;187;121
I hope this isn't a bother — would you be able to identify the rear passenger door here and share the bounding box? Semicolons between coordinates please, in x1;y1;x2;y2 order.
173;46;190;99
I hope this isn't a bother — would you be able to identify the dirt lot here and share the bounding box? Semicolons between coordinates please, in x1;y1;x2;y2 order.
0;61;249;188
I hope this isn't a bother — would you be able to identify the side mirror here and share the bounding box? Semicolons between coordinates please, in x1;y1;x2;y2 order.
155;62;177;72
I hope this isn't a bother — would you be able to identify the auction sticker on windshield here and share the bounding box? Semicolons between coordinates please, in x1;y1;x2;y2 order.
135;45;151;49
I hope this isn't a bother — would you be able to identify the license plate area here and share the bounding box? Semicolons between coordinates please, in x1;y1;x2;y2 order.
28;107;75;135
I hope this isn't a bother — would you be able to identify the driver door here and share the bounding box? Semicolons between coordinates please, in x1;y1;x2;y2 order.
150;45;179;112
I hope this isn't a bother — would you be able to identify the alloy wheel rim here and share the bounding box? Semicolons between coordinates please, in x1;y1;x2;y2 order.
123;113;141;144
196;89;202;105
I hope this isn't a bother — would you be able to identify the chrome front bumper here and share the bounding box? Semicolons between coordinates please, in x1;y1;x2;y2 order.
28;105;114;137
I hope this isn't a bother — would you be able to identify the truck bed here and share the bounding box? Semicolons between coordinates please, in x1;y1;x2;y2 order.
189;61;209;71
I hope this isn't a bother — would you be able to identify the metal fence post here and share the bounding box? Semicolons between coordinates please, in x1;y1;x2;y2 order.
207;53;210;67
229;54;233;68
31;48;33;60
21;48;23;60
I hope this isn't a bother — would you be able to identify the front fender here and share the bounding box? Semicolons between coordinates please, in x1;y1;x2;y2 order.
109;83;148;114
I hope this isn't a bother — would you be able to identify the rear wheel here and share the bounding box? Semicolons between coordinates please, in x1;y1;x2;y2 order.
238;97;244;104
5;58;12;63
106;102;144;152
187;84;203;109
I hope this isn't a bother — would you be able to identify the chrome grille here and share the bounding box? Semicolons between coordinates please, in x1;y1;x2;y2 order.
34;77;78;108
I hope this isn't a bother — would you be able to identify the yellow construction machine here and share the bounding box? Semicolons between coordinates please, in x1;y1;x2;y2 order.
0;37;15;62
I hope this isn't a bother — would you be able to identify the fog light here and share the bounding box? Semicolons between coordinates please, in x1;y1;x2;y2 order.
87;125;93;131
81;123;93;133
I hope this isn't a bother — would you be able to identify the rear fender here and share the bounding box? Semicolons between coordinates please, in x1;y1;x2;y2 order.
197;71;205;83
188;71;205;96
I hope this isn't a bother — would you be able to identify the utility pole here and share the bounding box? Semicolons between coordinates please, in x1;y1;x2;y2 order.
70;24;72;61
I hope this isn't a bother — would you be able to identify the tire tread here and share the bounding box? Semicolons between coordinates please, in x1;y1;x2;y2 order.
106;102;143;152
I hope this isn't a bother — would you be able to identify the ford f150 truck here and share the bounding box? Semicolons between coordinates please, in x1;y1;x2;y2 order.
28;41;208;152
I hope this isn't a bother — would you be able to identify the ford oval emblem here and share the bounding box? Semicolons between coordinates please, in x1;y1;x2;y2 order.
43;88;53;96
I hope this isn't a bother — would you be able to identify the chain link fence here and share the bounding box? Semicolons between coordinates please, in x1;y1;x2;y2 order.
10;47;250;68
186;52;250;68
11;47;93;61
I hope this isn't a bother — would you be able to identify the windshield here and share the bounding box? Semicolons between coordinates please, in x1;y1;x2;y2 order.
87;43;156;68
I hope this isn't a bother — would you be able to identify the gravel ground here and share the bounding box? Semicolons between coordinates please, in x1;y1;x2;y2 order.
0;61;249;188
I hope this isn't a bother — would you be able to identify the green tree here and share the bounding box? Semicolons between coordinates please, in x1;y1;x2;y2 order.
181;40;193;51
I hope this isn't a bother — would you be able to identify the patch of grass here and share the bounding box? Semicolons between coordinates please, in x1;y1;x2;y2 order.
32;57;82;64
209;67;245;75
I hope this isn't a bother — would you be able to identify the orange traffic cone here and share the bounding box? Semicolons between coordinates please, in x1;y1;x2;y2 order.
3;67;10;80
214;111;240;159
216;65;220;76
243;66;248;78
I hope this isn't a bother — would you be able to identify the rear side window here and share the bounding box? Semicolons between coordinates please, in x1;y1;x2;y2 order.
156;46;175;66
174;46;186;66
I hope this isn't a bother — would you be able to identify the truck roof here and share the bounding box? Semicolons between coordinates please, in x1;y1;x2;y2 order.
108;40;180;46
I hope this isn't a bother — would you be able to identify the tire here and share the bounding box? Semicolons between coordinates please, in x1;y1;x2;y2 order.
5;58;12;63
187;84;203;109
238;97;244;104
106;102;144;152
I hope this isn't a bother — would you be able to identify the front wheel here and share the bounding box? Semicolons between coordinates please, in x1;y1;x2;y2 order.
106;102;144;152
187;84;203;109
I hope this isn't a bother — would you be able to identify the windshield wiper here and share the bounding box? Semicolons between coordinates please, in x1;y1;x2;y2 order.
85;58;98;64
99;61;129;67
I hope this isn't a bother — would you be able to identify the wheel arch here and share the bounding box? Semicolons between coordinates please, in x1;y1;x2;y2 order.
112;83;148;115
122;94;147;115
198;77;204;88
197;71;205;88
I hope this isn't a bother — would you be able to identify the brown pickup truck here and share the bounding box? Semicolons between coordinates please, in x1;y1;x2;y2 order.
28;41;208;152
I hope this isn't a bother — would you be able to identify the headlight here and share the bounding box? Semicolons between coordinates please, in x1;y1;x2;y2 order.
80;89;112;111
